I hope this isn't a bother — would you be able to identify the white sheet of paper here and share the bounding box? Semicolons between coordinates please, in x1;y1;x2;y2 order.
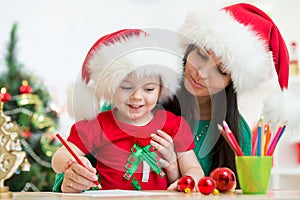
79;190;172;197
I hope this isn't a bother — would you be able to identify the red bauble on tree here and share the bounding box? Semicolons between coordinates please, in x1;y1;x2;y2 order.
19;80;32;94
0;87;11;102
177;175;195;193
209;167;236;192
197;177;216;195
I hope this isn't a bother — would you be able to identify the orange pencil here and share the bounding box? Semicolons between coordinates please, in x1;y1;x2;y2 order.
263;124;271;155
56;133;101;188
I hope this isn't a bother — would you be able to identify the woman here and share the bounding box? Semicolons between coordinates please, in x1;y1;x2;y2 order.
163;2;289;179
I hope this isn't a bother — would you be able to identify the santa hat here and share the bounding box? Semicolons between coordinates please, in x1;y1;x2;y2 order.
179;3;300;130
71;29;183;120
179;3;289;94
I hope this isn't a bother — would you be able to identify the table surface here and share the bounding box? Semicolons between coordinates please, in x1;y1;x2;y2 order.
7;190;300;200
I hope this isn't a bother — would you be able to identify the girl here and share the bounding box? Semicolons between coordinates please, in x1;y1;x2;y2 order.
52;29;204;192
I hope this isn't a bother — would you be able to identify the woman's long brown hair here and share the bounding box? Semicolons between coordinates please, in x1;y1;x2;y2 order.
162;44;245;186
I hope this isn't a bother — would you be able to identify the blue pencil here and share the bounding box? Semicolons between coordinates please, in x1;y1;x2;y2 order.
256;118;262;156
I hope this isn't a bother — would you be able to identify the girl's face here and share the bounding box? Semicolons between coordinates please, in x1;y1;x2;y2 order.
113;73;161;125
184;47;231;97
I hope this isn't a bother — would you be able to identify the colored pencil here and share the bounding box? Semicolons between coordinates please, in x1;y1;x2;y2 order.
218;124;239;156
266;123;286;156
252;126;258;156
222;121;244;156
56;133;101;188
256;118;263;156
263;124;271;156
261;119;266;156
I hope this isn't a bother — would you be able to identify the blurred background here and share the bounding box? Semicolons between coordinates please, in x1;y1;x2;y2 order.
0;0;299;191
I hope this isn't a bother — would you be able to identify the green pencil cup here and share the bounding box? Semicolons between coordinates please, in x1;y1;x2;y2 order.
235;156;272;194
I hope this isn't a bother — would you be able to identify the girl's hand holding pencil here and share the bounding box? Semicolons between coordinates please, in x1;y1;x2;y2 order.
56;133;101;191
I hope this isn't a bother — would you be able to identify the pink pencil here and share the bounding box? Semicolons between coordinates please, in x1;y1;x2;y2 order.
266;123;286;156
222;121;244;156
218;124;239;156
252;130;258;156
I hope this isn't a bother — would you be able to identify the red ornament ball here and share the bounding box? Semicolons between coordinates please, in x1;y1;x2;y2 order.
21;130;32;139
209;167;236;192
178;175;195;193
0;92;11;102
19;80;32;94
0;87;11;102
19;85;32;94
197;177;216;195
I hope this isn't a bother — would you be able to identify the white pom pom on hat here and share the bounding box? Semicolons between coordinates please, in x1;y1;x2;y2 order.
70;29;183;120
263;87;300;131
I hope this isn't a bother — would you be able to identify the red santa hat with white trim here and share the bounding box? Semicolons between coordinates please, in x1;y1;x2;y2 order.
70;29;183;120
179;3;300;130
179;3;289;93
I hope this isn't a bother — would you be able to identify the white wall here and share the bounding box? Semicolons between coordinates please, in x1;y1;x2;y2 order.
1;0;299;131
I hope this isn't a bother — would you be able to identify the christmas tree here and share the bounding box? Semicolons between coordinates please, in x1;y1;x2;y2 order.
0;22;61;191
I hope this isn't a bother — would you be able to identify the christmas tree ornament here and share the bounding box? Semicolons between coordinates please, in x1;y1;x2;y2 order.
197;177;216;195
177;175;195;193
0;100;30;197
0;88;11;103
21;127;32;139
209;167;236;192
19;80;32;94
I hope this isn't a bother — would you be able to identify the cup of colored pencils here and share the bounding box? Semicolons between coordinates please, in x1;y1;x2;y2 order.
235;156;272;194
218;119;286;194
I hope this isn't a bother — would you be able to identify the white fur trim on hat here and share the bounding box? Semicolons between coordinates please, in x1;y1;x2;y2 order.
88;36;182;102
74;30;183;120
179;6;273;95
67;82;100;121
263;87;300;131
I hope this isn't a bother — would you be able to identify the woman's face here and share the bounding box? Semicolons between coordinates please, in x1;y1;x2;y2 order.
184;47;231;97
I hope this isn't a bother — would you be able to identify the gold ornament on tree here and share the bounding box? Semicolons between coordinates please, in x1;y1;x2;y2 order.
0;88;30;197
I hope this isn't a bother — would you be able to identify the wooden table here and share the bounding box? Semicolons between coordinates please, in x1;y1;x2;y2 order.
8;190;300;200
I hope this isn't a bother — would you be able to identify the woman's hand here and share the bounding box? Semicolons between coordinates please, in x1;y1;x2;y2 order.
61;156;101;193
167;180;179;191
150;130;180;183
